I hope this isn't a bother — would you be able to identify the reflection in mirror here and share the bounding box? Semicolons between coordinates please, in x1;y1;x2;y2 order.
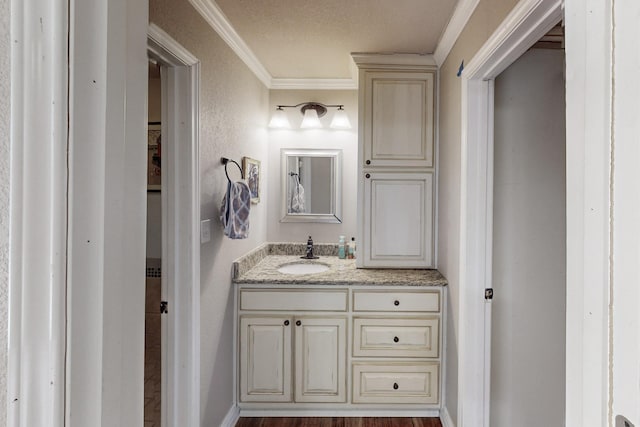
281;149;342;223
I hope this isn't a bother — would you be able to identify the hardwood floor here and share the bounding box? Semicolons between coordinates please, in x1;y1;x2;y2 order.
235;417;443;427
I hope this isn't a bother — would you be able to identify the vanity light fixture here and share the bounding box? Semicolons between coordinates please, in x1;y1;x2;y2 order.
268;106;291;128
269;102;352;130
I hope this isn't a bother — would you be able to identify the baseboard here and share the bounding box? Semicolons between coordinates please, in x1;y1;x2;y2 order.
221;404;240;427
440;405;456;427
238;409;440;417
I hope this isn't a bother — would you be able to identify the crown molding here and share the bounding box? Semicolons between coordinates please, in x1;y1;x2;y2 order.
433;0;481;66
188;0;272;87
270;78;357;90
351;52;437;68
189;0;481;88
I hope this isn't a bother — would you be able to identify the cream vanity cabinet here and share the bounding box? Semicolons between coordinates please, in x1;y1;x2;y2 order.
353;54;437;268
351;289;440;405
238;287;348;404
236;283;444;413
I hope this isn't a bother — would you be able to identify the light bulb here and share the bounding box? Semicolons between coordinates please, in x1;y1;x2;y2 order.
300;109;322;129
330;108;351;129
268;108;291;128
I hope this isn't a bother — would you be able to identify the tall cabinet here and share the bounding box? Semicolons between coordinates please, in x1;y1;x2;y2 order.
353;55;437;268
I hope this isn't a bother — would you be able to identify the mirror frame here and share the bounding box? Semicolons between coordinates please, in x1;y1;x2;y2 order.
280;148;342;223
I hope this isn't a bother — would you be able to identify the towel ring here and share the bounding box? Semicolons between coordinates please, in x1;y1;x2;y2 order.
221;157;244;181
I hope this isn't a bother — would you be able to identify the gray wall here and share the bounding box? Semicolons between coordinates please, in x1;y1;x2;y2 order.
491;48;566;426
149;0;270;424
267;90;358;244
0;0;10;423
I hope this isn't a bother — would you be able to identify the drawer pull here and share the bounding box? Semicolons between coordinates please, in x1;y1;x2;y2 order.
366;160;371;165
393;336;399;343
393;383;399;390
296;320;302;326
365;173;371;179
284;320;289;326
394;300;400;306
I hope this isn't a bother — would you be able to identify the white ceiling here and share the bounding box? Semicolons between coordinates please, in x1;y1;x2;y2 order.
213;0;459;80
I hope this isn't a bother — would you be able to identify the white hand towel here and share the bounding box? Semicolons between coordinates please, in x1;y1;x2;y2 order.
289;177;305;213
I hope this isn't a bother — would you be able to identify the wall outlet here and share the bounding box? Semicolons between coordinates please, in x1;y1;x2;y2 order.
616;415;635;427
200;219;211;243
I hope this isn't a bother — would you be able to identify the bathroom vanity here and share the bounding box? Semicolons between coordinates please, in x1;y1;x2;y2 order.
233;245;447;416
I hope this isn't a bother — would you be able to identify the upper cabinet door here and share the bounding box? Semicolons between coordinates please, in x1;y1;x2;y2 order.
362;71;435;168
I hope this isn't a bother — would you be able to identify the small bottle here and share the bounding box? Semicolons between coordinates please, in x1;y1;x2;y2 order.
348;237;356;259
338;235;346;259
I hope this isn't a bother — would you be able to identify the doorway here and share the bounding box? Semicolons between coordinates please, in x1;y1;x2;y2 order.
490;42;566;426
147;23;201;426
144;59;163;426
456;1;564;425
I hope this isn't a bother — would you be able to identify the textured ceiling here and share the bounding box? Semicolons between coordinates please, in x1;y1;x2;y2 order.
214;0;458;79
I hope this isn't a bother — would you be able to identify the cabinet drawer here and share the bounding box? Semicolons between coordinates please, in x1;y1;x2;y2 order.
352;363;439;404
240;289;348;312
353;317;439;358
353;290;439;312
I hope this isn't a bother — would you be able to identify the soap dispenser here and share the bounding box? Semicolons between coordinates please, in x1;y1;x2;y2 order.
348;237;356;259
338;235;346;259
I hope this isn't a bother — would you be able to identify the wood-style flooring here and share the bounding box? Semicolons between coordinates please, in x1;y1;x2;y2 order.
235;417;443;427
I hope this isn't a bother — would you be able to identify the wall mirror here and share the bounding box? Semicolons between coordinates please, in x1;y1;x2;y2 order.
281;148;342;223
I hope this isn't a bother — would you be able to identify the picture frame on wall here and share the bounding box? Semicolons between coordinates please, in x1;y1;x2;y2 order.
242;156;261;204
147;123;161;191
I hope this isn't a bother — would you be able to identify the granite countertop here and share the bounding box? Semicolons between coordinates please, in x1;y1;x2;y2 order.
232;244;447;287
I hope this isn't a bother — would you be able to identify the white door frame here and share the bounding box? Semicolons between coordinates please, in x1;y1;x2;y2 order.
457;0;562;425
147;24;201;427
11;0;151;424
8;0;68;424
564;1;613;425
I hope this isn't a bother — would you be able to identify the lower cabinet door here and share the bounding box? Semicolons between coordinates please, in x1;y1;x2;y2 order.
240;316;292;402
362;172;434;268
294;317;347;403
352;362;439;404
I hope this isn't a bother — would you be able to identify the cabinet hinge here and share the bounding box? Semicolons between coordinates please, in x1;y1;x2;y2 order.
160;301;169;314
484;289;494;300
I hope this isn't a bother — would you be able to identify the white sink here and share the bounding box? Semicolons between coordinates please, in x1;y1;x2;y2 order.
277;262;330;275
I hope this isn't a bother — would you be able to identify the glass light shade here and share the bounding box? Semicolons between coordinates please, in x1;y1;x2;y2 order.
329;108;352;129
300;109;322;129
268;108;291;128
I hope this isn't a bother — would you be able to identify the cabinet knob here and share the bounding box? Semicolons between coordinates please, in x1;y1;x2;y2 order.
284;320;290;326
393;383;399;390
393;336;399;343
366;160;371;165
394;300;400;306
296;320;302;326
365;173;371;179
